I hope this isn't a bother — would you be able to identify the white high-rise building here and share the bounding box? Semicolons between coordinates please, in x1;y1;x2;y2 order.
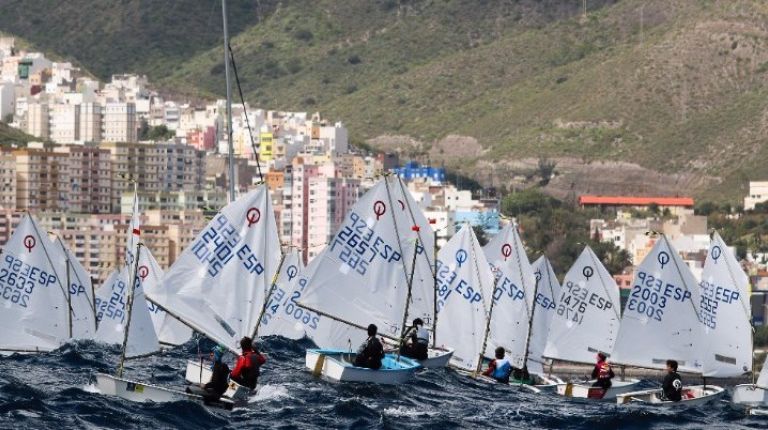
79;102;102;143
103;102;137;142
49;103;80;144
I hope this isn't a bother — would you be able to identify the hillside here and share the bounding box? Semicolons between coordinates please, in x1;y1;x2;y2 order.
0;0;266;80
3;0;768;201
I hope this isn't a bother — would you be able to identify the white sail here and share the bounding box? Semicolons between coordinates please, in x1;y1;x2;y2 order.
138;248;192;346
434;223;495;371
699;232;751;377
259;250;311;340
298;176;435;340
529;255;561;370
0;214;69;352
543;246;620;365
611;236;704;373
144;184;280;353
482;224;535;371
53;239;96;340
94;266;160;358
260;250;365;348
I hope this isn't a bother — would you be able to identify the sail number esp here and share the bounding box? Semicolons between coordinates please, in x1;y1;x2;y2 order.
556;280;612;325
627;271;691;322
331;211;402;276
0;254;58;309
190;213;265;278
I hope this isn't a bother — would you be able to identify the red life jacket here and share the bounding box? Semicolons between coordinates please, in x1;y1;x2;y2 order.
597;361;612;380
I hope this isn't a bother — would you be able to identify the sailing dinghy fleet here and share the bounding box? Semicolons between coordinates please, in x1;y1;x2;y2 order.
0;176;765;411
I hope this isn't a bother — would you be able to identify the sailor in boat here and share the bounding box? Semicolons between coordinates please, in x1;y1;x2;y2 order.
230;337;266;390
354;324;385;370
399;318;429;360
591;352;614;390
482;347;513;383
660;359;683;402
186;345;231;403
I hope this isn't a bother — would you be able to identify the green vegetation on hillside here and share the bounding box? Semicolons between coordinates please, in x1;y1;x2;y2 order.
0;0;267;80
501;188;631;275
4;1;768;200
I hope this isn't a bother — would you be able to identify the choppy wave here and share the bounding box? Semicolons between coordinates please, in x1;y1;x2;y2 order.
0;336;766;429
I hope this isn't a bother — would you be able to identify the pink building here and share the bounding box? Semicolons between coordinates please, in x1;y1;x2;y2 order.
187;126;216;151
283;158;360;263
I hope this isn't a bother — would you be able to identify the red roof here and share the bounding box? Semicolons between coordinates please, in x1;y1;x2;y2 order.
578;195;694;207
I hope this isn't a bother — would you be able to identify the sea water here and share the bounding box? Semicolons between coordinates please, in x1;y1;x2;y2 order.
0;337;764;429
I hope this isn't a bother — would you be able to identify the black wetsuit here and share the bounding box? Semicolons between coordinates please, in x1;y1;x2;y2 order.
354;336;384;369
661;371;682;402
187;362;230;403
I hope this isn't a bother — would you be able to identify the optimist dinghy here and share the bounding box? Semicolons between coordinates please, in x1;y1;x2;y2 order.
306;349;421;384
616;385;725;406
297;176;452;382
612;235;734;407
94;373;240;409
543;246;640;399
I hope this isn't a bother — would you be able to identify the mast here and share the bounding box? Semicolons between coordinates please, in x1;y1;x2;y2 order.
65;250;72;338
474;225;499;375
521;271;540;372
117;242;143;378
397;239;419;357
222;0;235;202
475;276;499;375
252;252;286;338
432;229;438;348
383;176;416;340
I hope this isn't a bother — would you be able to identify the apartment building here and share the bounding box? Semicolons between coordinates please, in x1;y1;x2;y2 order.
14;147;69;211
103;102;137;142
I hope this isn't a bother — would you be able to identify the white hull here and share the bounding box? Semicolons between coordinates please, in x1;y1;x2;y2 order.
732;384;768;408
381;339;454;369
420;347;454;369
616;385;725;406
305;349;420;384
556;378;642;400
532;373;565;392
184;360;252;402
94;373;235;409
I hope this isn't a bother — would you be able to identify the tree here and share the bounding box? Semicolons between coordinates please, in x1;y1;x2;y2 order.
537;156;556;186
146;125;175;141
501;188;560;217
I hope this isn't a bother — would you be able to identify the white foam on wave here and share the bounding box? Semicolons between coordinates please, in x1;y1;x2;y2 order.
249;384;289;403
81;383;101;394
382;406;436;418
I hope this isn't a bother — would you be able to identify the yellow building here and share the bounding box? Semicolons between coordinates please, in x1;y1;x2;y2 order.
259;130;273;163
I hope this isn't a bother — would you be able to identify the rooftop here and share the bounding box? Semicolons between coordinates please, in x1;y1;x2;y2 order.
579;195;694;207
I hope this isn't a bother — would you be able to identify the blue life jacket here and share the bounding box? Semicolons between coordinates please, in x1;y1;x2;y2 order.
492;358;512;381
